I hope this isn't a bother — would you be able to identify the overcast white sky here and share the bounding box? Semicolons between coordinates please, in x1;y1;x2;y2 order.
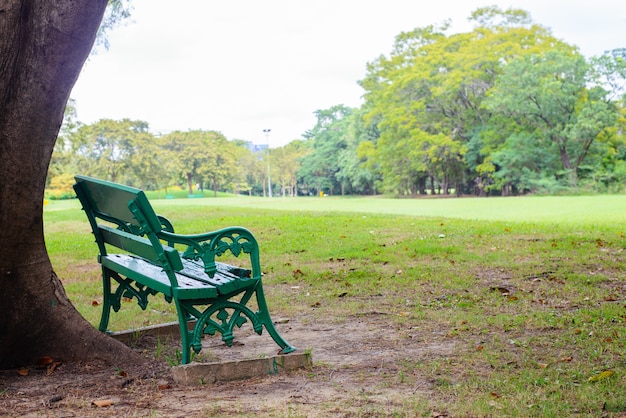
70;0;626;147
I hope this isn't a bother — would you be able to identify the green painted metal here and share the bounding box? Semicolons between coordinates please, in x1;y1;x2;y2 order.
74;175;295;364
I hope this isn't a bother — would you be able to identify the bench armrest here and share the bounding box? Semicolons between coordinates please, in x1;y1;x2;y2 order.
157;215;175;233
157;227;260;278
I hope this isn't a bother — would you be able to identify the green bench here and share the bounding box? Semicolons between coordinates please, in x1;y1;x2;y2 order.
73;175;295;364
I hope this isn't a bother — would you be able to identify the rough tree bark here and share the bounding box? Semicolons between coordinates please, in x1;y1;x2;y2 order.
0;0;142;368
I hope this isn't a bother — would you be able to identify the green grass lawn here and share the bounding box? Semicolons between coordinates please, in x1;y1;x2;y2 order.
49;193;626;226
44;194;626;416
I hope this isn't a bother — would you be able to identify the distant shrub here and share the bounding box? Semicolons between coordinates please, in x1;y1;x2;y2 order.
46;173;76;200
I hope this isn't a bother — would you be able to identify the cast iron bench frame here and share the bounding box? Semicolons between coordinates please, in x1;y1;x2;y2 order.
73;175;295;364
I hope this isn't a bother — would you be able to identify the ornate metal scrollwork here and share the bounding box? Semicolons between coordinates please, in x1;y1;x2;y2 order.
108;271;159;312
185;300;264;353
182;232;253;260
181;231;256;277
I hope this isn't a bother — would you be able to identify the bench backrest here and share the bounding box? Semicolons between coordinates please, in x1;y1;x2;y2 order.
73;175;183;282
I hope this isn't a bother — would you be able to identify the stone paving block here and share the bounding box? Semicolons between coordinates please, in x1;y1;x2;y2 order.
171;352;312;385
110;321;183;344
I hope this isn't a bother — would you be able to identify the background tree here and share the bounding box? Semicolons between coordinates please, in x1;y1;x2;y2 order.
359;7;568;196
298;105;351;195
229;139;256;195
196;131;237;197
0;0;136;368
128;125;164;190
241;147;266;196
484;49;619;187
43;6;626;202
48;99;82;196
330;107;380;195
272;140;309;196
69;118;150;184
161;130;214;195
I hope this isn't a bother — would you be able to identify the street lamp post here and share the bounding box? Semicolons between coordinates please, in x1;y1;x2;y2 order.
263;129;272;198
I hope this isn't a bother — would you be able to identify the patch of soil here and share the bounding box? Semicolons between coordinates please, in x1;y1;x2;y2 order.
0;313;455;417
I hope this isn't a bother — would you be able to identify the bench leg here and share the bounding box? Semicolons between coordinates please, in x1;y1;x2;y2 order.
196;286;295;355
172;284;295;365
98;267;113;332
254;284;296;354
99;268;161;333
174;299;193;365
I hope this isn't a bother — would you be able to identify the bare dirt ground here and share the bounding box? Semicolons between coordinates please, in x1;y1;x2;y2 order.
0;313;455;417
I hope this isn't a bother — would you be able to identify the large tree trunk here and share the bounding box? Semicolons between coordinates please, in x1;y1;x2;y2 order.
0;0;141;368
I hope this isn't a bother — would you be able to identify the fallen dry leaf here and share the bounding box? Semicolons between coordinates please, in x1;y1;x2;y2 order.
92;399;114;407
588;370;615;383
491;286;512;296
16;368;29;376
46;361;62;376
36;356;54;366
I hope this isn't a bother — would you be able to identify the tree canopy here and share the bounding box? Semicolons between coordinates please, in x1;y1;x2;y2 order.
49;6;626;199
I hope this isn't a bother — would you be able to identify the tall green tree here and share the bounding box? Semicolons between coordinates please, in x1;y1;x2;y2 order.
162;130;211;195
484;49;619;187
298;105;352;195
197;132;238;197
229;140;257;195
69;118;153;185
333;107;381;195
241;147;266;196
270;140;309;196
48;99;82;191
360;7;564;195
162;130;238;196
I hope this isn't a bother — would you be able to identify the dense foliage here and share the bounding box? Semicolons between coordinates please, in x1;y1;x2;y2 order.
50;117;310;197
49;7;626;198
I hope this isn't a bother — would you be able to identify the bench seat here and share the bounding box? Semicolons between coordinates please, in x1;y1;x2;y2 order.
102;254;258;300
